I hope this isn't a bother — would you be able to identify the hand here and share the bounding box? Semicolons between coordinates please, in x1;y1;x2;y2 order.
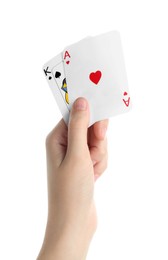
37;98;108;260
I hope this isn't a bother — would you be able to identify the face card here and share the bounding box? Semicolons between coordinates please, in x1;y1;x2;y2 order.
63;31;132;126
43;54;70;125
52;62;70;108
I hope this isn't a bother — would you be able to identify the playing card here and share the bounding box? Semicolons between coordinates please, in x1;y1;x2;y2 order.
43;53;70;124
63;36;92;66
63;31;131;126
52;62;70;107
43;37;91;125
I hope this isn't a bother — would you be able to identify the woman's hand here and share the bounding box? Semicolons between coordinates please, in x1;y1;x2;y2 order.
37;98;108;260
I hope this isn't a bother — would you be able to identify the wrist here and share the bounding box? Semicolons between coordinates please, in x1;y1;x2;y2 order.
37;226;94;260
37;214;96;260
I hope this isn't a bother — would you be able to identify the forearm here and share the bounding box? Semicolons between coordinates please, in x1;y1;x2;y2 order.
37;218;94;260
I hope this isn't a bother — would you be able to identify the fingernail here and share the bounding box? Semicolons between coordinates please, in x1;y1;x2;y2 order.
101;127;107;139
74;98;87;111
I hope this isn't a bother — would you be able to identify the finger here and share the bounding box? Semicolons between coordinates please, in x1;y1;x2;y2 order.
46;119;67;149
94;155;108;181
90;138;108;164
93;119;109;140
45;119;68;167
67;98;90;156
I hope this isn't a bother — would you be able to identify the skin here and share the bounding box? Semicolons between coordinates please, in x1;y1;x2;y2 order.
37;97;108;260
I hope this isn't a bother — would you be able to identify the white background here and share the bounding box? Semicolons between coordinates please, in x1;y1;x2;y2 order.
0;0;168;259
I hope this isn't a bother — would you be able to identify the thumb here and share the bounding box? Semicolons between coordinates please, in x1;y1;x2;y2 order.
67;97;90;156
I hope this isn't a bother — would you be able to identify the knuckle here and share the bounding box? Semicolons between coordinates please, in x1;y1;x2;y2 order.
100;148;107;157
100;140;108;157
65;153;92;174
67;147;90;162
45;131;55;148
69;119;81;131
104;138;108;149
95;156;108;176
45;133;51;148
69;111;88;129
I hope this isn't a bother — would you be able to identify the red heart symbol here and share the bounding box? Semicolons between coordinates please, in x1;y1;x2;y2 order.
89;70;102;85
66;61;70;64
124;92;128;96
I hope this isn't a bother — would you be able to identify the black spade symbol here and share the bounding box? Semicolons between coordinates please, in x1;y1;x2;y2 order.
55;71;61;78
49;76;52;80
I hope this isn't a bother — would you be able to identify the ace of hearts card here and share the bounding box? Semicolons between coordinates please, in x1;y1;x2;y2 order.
63;31;132;126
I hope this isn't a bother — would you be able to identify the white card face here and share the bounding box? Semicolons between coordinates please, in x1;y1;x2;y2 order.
63;31;131;126
43;53;69;125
